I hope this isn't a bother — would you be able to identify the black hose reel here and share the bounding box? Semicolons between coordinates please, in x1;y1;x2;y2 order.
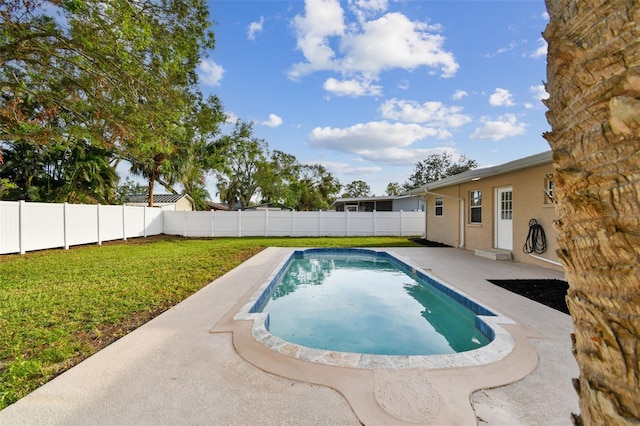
523;219;547;254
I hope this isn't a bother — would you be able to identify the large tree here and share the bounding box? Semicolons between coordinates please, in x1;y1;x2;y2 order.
257;150;301;208
341;180;371;198
385;182;403;196
296;164;341;211
215;120;268;210
1;0;219;204
543;0;640;424
404;152;477;190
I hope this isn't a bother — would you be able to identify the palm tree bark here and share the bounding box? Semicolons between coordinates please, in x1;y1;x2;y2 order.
543;0;640;424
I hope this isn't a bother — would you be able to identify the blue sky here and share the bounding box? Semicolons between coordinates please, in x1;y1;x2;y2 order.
197;0;551;199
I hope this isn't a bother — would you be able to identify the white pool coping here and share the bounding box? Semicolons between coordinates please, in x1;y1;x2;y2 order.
234;248;517;370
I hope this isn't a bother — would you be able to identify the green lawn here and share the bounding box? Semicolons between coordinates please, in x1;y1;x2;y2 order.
0;235;420;409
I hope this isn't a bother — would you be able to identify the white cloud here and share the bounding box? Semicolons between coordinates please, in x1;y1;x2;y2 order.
198;59;225;87
224;112;238;124
380;98;471;128
484;41;517;58
320;161;382;175
489;88;515;107
529;37;547;58
397;79;410;90
452;90;468;100
530;84;549;100
248;16;264;40
348;0;388;23
340;12;458;77
289;2;459;89
323;77;382;96
261;113;283;128
309;121;449;164
289;0;345;79
470;114;526;141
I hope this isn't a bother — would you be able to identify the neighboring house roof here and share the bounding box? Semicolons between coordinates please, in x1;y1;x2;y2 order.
333;195;396;204
330;194;422;209
126;193;194;205
206;201;229;211
244;202;294;211
408;150;553;193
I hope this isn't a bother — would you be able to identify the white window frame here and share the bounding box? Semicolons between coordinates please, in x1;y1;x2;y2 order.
434;197;443;216
470;190;482;224
544;175;555;204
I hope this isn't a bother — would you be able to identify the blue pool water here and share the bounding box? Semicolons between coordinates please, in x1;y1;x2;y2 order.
254;249;493;356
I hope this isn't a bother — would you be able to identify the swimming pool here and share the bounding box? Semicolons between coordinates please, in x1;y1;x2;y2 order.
254;250;490;355
235;248;516;369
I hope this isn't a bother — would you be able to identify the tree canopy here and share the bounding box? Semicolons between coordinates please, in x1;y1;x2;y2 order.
403;152;478;190
341;180;371;198
215;121;342;211
1;0;225;205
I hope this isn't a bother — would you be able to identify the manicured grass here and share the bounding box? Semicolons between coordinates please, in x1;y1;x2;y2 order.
0;235;419;409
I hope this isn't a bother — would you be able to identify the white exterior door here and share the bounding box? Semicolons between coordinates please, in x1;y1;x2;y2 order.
496;187;513;250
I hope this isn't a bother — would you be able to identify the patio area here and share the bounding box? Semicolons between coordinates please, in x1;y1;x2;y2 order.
0;247;579;425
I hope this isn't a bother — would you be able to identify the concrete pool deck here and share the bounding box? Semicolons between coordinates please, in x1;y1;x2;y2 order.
0;247;580;425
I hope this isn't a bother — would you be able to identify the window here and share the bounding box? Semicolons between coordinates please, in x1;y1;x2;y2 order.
376;200;393;211
434;197;443;216
500;190;513;219
470;190;482;223
544;174;555;204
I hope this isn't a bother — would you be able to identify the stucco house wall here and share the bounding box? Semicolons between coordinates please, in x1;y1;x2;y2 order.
419;151;561;270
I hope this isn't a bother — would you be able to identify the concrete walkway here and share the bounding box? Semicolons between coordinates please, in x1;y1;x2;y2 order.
0;247;579;425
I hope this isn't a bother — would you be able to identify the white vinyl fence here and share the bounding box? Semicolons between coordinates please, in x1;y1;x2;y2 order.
0;201;163;254
1;201;425;254
163;210;424;238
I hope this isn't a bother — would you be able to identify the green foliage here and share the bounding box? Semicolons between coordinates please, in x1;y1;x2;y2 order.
341;180;371;198
0;139;117;203
115;178;148;204
296;164;342;210
385;182;403;196
404;152;478;190
257;150;301;208
215;120;268;210
0;0;224;205
0;236;420;409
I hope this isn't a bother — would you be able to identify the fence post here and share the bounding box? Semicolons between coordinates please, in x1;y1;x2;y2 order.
237;210;242;237
122;205;127;241
264;209;269;237
63;202;69;250
400;210;405;237
183;210;187;237
345;210;350;237
19;200;25;254
97;204;102;245
211;211;215;237
318;210;323;237
373;209;377;236
291;210;296;236
143;207;147;238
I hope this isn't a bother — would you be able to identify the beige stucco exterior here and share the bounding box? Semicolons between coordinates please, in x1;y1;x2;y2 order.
418;152;562;271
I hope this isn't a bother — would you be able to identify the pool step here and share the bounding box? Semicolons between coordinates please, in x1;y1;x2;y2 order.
474;248;513;261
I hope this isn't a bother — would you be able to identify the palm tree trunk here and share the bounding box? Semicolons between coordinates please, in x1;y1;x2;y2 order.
543;0;640;424
148;177;155;207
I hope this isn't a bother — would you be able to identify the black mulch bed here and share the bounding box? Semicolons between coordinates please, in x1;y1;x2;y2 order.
487;279;569;314
409;238;452;247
